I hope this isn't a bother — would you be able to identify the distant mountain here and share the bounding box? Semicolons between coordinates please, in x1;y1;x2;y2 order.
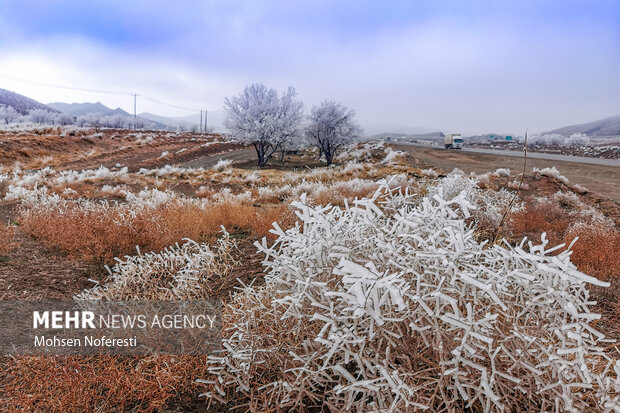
47;101;131;117
0;88;60;114
140;109;225;132
545;115;620;137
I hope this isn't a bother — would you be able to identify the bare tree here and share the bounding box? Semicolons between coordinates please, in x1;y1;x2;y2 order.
306;100;361;166
224;84;304;167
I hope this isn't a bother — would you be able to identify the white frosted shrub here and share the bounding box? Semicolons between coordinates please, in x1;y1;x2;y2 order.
493;168;511;177
76;234;236;300
4;184;49;202
212;158;233;171
205;182;619;412
138;164;201;177
427;172;522;230
381;147;407;165
532;166;569;185
421;168;439;178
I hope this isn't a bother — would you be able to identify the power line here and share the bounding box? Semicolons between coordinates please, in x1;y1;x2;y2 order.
139;94;200;112
0;73;130;96
0;73;202;113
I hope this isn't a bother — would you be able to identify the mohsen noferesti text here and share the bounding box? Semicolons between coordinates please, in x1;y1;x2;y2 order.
34;335;137;347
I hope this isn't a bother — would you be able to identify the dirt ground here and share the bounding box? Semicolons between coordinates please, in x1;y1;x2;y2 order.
396;144;620;203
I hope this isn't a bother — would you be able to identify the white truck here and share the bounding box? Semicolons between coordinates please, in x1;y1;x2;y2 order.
444;134;463;149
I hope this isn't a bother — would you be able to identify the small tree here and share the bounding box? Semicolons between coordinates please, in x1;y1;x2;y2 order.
80;113;102;131
224;84;304;167
0;105;20;124
57;114;75;126
306;100;361;166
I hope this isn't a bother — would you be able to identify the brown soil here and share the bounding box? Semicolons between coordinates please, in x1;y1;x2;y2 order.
0;202;101;300
0;129;243;172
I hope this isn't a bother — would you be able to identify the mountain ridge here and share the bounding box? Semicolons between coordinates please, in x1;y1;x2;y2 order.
544;115;620;137
47;101;131;117
0;88;60;114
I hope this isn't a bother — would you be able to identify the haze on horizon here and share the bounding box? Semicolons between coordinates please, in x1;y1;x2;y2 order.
0;0;618;136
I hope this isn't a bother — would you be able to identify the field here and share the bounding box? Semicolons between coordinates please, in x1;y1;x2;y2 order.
0;128;619;411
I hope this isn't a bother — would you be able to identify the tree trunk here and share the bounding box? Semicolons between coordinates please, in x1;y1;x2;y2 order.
325;151;334;166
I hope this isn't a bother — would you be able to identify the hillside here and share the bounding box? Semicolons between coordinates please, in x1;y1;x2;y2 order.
545;115;620;137
47;101;131;117
0;88;60;114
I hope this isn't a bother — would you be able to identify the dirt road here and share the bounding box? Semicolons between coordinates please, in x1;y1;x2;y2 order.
395;144;620;203
180;148;257;169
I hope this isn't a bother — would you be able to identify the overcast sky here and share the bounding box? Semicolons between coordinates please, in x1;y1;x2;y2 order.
0;0;618;135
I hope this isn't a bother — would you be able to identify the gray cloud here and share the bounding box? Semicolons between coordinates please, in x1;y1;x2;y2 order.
0;1;618;135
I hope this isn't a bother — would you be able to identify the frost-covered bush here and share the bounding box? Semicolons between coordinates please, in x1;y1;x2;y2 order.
532;166;569;185
204;182;619;412
212;159;233;171
138;165;202;177
76;234;236;300
421;168;439;178
381;147;407;165
427;171;522;231
4;166;132;200
4;184;49;202
493;168;511;177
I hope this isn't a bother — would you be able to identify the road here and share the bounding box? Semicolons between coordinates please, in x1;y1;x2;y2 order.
180;148;257;169
394;144;620;203
400;142;620;167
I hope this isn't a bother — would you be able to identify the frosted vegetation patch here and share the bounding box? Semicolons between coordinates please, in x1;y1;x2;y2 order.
204;180;619;412
527;133;590;146
77;234;236;301
532;166;569;184
426;171;523;230
212;158;233;171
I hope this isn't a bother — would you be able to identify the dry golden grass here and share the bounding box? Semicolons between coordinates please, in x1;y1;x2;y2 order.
1;355;209;413
564;224;620;281
510;197;619;281
0;222;17;256
510;202;572;246
18;200;295;260
309;184;380;206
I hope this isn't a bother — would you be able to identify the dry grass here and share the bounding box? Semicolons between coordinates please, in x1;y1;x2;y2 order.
309;183;380;206
0;355;209;413
510;202;572;245
510;193;619;281
564;224;620;280
18;199;295;260
0;222;17;256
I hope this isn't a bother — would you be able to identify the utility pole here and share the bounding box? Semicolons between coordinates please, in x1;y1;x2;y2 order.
132;93;138;130
200;110;203;133
204;109;208;133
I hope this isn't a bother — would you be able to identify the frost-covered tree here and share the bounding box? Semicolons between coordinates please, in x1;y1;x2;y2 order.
224;84;304;167
101;114;127;129
78;113;102;131
306;100;361;166
29;108;56;124
57;114;75;126
0;105;20;124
